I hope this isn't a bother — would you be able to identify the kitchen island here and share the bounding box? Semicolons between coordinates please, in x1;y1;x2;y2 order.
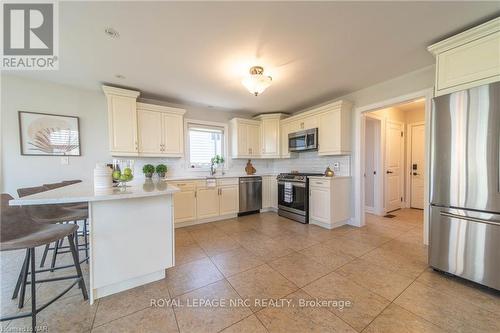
9;180;179;304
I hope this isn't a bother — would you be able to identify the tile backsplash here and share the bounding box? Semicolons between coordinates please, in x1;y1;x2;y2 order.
273;152;351;176
128;152;350;178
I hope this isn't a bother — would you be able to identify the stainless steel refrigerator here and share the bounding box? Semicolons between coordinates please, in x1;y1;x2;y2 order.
429;81;500;290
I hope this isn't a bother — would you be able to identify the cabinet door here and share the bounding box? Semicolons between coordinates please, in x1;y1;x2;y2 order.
270;177;278;209
137;109;162;154
247;124;261;156
196;188;220;219
219;186;239;215
108;96;138;153
237;123;248;156
309;186;330;223
173;190;196;223
303;115;318;130
261;118;280;157
162;113;183;156
318;110;340;154
262;177;271;208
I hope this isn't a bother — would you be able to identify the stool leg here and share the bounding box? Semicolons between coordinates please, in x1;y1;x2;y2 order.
12;249;29;299
18;249;31;308
50;240;60;272
83;219;89;262
74;221;80;258
40;244;50;268
68;234;88;300
30;247;37;330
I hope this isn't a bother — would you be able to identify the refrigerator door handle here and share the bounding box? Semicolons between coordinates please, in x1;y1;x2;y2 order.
440;211;500;227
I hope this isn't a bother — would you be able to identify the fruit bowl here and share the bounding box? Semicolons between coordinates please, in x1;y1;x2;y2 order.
112;159;134;187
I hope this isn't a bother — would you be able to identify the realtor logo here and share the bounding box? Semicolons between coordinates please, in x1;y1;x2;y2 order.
1;1;58;70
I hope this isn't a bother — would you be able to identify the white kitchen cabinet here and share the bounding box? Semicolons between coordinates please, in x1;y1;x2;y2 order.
171;182;197;223
270;176;278;209
261;175;278;211
219;185;239;215
317;101;351;155
428;17;500;96
162;112;184;156
230;118;261;158
137;103;185;157
137;109;162;154
196;187;219;219
308;176;351;229
103;86;140;156
253;114;285;158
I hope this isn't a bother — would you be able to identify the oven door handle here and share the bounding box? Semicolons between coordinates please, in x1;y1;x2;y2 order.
278;181;305;188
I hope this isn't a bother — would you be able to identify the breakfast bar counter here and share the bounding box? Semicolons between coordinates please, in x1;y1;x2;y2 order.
10;181;179;304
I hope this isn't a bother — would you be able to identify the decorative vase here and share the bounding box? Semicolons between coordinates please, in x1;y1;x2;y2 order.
145;173;153;179
324;166;334;177
245;159;256;175
158;172;166;179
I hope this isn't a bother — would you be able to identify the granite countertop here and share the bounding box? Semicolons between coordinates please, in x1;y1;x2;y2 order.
163;173;278;181
9;180;179;206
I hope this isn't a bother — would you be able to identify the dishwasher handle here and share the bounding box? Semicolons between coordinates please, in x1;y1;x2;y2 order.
239;179;262;184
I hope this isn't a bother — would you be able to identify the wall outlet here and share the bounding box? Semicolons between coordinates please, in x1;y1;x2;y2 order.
61;156;69;165
333;162;340;172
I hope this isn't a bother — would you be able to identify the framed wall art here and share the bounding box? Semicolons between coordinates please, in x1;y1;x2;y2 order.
18;111;81;156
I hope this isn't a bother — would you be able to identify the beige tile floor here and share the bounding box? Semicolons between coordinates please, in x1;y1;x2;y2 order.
1;209;499;332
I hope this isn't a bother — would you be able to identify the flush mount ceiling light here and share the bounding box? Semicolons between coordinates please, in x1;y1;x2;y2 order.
241;66;272;96
104;27;120;38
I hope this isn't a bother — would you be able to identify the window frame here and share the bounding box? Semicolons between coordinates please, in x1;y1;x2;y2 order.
184;119;229;171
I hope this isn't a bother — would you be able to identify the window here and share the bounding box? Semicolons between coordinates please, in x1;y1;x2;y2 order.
187;122;225;169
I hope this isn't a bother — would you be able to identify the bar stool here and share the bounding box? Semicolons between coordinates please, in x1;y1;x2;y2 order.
17;185;90;269
0;194;88;330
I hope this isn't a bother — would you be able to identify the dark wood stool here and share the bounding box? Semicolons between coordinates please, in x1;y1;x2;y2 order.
0;194;88;331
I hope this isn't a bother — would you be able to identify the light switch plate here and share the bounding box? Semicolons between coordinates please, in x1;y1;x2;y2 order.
61;156;69;165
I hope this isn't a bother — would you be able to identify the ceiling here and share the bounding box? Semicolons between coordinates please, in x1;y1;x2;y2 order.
8;2;499;113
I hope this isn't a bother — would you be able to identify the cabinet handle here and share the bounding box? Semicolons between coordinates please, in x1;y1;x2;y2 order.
194;191;197;198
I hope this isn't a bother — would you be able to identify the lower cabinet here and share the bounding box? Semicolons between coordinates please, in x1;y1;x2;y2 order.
308;176;351;229
196;187;219;219
172;183;196;223
219;186;239;215
262;175;278;210
169;178;239;226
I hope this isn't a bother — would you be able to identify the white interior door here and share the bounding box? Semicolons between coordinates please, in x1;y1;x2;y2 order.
385;120;404;212
410;124;425;209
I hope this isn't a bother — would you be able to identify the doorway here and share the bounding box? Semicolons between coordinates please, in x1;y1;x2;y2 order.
363;99;426;216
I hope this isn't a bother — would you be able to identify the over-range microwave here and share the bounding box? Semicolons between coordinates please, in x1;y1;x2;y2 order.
288;128;318;152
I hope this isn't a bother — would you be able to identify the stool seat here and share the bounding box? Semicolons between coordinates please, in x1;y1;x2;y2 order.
1;195;77;251
19;183;88;213
26;206;88;224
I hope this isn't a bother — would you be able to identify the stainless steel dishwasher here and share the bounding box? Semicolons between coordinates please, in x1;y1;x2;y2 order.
239;176;262;215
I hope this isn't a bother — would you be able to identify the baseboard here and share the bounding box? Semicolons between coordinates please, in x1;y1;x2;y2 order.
174;214;238;228
310;218;348;230
365;206;375;214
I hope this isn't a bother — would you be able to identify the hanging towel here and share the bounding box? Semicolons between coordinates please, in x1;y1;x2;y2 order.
284;182;293;203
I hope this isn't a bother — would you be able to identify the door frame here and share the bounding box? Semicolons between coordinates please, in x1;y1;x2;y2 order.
363;113;384;215
384;119;405;214
406;121;426;209
354;88;433;245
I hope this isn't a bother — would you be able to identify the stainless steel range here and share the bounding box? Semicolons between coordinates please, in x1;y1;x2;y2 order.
277;173;323;223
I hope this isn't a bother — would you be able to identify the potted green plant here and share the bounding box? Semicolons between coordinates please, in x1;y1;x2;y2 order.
156;164;168;178
142;164;155;179
210;155;225;176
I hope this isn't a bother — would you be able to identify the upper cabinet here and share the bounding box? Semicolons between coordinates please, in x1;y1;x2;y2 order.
103;86;186;157
230;118;262;158
254;114;285;158
428;17;500;96
137;103;185;157
280;100;352;156
103;86;140;156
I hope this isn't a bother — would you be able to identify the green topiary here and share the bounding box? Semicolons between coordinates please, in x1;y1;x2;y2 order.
155;164;168;174
142;164;155;174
